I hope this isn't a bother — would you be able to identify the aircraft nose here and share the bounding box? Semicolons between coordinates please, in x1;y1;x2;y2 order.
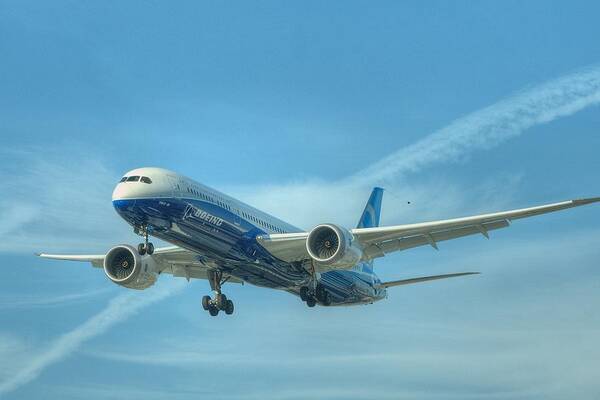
112;180;132;201
112;171;163;202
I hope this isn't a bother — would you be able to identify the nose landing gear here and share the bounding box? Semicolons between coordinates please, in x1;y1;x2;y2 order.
202;270;235;316
135;225;154;255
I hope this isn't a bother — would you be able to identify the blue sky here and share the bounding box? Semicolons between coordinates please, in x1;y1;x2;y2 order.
1;1;600;398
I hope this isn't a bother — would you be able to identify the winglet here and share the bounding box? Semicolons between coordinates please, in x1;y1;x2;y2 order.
572;197;600;206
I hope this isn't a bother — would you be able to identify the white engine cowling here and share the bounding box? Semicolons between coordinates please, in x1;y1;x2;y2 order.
306;224;363;269
103;245;158;290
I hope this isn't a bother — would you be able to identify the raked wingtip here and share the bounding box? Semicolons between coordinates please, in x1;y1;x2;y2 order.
572;197;600;206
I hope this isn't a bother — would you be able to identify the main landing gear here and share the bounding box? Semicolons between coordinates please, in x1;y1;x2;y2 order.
299;262;331;308
136;225;154;255
202;270;234;317
299;283;331;307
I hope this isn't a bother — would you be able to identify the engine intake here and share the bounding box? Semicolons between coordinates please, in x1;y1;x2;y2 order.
103;245;158;290
306;224;363;269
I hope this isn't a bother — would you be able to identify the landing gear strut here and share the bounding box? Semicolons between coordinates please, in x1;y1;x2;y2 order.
202;270;234;316
299;262;331;308
136;225;154;255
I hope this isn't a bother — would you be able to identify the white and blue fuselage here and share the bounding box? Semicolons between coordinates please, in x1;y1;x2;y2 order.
112;167;386;306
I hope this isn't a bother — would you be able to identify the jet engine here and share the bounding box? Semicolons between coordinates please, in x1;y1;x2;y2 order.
306;224;363;269
103;245;158;290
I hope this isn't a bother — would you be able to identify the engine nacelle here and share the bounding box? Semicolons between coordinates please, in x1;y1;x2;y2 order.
306;224;363;269
103;245;158;290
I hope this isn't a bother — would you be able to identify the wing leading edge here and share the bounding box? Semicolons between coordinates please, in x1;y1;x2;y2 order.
258;197;600;263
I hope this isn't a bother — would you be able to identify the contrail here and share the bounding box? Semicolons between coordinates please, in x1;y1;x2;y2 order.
0;281;185;396
238;66;600;228
351;65;600;185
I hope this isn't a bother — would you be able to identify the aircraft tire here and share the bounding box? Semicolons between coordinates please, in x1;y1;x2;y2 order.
216;294;227;310
208;306;219;316
306;297;316;308
225;300;234;315
146;242;154;255
299;286;310;301
315;284;327;302
137;243;146;256
201;295;211;310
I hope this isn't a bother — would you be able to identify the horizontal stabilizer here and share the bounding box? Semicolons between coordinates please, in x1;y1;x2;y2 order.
381;272;479;288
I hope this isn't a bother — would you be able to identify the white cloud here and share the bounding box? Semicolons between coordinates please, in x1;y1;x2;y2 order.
0;281;185;396
0;150;137;253
0;334;32;382
228;173;524;229
0;288;112;310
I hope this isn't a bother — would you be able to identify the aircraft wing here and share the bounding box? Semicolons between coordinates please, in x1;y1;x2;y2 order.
37;246;243;283
381;272;479;288
258;197;600;262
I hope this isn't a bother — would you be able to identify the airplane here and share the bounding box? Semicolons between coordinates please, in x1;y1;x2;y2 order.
38;167;600;317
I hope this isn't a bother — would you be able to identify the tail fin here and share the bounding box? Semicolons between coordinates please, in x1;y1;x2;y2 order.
356;187;384;229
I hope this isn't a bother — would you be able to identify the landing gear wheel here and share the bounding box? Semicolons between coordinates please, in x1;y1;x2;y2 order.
321;291;331;306
299;286;310;302
316;284;327;302
315;285;331;305
201;295;211;311
225;299;234;315
215;293;228;310
136;225;154;255
306;297;316;308
204;270;235;316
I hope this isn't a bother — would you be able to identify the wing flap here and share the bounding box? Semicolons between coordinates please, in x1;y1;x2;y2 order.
363;219;509;259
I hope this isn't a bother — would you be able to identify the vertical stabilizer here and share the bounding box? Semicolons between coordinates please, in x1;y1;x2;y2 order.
356;187;384;229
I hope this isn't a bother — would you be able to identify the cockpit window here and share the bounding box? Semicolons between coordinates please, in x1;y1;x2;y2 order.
140;176;152;184
119;177;127;182
127;176;140;182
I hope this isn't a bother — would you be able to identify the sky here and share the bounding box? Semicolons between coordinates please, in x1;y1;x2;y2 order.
1;1;600;399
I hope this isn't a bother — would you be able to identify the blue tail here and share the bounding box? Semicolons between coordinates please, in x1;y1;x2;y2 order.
356;187;384;229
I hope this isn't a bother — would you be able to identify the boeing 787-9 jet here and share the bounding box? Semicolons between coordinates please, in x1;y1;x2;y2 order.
39;167;600;316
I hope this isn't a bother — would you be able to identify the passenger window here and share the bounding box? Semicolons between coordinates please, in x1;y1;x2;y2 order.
127;176;140;182
119;177;127;182
141;177;152;184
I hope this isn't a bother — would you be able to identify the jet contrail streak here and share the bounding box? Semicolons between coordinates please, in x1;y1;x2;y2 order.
0;282;185;396
351;65;600;185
